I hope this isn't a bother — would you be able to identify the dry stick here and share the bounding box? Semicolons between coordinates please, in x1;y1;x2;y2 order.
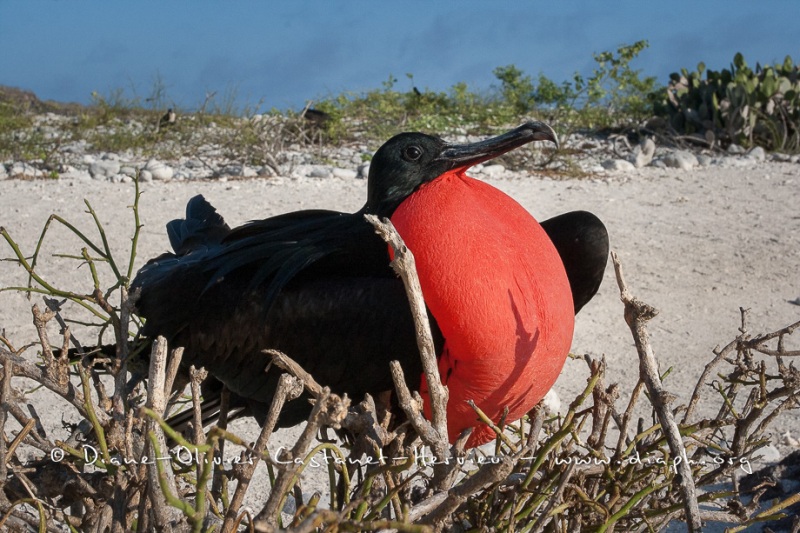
31;304;69;386
163;347;184;399
255;387;334;525
0;349;96;423
222;374;304;533
145;336;181;528
611;251;702;533
422;455;514;528
112;286;133;422
684;336;738;425
265;349;324;398
530;462;577;533
0;359;12;486
365;215;451;465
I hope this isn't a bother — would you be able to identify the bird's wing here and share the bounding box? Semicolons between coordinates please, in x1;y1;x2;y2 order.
539;211;609;314
131;197;387;342
172;274;443;426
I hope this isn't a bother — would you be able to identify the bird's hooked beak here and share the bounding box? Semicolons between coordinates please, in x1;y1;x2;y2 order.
437;121;559;171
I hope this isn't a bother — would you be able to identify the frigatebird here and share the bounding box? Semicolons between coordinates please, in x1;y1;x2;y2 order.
131;122;609;447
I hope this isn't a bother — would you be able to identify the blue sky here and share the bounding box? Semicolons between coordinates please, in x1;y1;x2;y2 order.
1;1;797;113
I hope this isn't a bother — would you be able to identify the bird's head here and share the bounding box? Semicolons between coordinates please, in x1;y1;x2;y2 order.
365;121;558;217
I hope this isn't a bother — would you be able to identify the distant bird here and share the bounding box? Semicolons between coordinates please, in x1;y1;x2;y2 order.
158;108;176;130
131;122;608;447
301;107;330;128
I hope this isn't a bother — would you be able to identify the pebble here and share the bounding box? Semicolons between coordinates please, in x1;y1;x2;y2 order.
332;168;357;179
119;166;137;177
481;164;506;177
746;146;766;162
696;155;713;167
0;164;7;180
89;159;121;179
661;150;698;170
59;167;92;181
542;389;561;415
782;431;800;447
220;164;257;178
601;159;636;172
144;159;174;181
629;138;655;168
10;162;42;178
727;143;746;155
356;163;370;179
308;166;331;179
755;444;781;464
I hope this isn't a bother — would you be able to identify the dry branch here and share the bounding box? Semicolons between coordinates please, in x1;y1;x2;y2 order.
365;214;449;445
144;336;182;528
612;251;703;533
222;374;303;533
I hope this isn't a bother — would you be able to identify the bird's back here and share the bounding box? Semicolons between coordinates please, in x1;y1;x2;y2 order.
131;195;440;425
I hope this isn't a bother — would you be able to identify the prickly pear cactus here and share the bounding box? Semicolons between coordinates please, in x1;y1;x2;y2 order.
656;54;799;151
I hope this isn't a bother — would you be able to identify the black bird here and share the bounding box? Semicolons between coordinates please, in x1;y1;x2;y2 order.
158;108;176;130
131;123;609;445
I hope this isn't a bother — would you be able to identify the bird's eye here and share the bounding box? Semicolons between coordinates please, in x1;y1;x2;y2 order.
402;145;423;161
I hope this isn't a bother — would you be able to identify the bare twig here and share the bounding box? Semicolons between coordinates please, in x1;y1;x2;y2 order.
255;387;335;526
612;251;702;533
144;336;181;528
265;349;324;398
222;374;303;533
422;456;514;528
365;215;449;444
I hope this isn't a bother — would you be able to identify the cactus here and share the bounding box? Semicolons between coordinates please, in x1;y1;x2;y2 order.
656;53;800;152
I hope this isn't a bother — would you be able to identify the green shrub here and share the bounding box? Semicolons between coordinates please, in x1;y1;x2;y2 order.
656;53;800;151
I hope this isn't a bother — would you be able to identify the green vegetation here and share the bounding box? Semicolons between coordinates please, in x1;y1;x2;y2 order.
656;53;800;151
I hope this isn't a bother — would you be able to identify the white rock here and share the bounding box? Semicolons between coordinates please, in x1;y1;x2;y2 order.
601;159;636;172
89;160;121;179
332;168;357;179
542;389;561;415
746;146;766;162
696;155;713;167
662;151;698;170
119;166;137;177
10;162;43;178
782;431;800;447
59;168;92;181
481;164;505;177
308;166;331;178
139;169;153;183
0;164;7;180
755;444;781;464
629;138;656;168
357;163;370;179
144;159;173;181
219;164;245;177
727;143;746;155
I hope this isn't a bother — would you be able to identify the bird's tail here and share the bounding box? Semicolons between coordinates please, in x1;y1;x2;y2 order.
166;195;232;256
